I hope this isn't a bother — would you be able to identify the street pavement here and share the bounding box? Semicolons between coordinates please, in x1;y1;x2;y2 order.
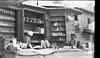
16;50;93;58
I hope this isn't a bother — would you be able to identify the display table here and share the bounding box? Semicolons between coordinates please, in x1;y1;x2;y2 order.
3;48;56;58
15;49;56;55
3;48;83;58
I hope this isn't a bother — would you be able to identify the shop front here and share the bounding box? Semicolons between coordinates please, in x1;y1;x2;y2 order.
0;3;83;58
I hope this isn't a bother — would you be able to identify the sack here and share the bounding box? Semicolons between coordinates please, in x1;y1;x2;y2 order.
6;45;12;51
6;44;17;51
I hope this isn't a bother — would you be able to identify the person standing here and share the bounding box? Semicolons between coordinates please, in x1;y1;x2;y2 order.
70;34;77;49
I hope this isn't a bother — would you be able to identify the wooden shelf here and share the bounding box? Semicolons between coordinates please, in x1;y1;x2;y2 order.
0;25;15;28
51;25;65;27
33;33;44;35
25;21;44;25
24;31;44;35
52;36;66;37
31;40;40;42
50;21;65;22
0;34;14;38
32;32;44;35
51;30;66;32
0;32;15;34
0;12;15;16
0;19;15;22
51;31;66;32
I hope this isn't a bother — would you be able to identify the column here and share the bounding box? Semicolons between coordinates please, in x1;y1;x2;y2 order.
19;8;24;42
44;10;50;40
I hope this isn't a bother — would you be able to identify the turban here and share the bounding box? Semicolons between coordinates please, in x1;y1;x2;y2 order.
27;31;33;36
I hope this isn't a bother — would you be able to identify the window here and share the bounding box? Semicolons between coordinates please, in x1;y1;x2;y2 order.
75;15;78;21
88;18;91;24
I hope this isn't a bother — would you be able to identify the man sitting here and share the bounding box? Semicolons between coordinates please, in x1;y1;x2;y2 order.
41;39;50;49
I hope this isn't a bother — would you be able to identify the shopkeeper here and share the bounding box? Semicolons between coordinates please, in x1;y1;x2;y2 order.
41;38;50;49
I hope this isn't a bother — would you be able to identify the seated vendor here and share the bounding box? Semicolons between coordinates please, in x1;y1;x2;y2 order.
41;38;50;49
24;31;33;49
16;41;33;49
16;41;23;50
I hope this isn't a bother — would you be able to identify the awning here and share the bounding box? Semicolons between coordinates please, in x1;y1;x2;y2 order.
0;0;25;7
